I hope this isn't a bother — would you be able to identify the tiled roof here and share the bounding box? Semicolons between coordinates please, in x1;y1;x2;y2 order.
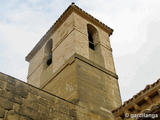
112;78;160;113
72;3;113;34
25;3;113;61
143;103;160;114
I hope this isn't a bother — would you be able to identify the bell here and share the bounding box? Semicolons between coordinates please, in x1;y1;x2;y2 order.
47;53;52;66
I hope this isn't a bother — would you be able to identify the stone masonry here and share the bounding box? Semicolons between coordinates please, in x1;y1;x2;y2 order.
0;72;85;120
25;3;122;119
0;71;116;120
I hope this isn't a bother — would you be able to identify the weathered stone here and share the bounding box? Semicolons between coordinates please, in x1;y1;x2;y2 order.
0;107;5;118
15;84;28;98
37;112;49;120
38;97;48;106
0;89;13;99
6;77;16;85
0;97;13;110
38;91;55;103
28;86;38;96
19;116;32;120
9;95;23;105
6;111;19;120
69;109;77;117
0;71;90;120
6;83;15;92
0;81;5;89
19;105;38;119
13;103;20;113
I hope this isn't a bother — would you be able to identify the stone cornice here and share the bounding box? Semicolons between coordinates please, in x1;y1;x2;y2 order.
41;53;118;89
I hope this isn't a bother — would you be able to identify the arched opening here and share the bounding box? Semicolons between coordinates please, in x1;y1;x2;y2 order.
87;24;98;50
88;31;95;50
45;39;53;66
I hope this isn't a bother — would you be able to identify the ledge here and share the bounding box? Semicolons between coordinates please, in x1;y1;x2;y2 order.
41;53;118;89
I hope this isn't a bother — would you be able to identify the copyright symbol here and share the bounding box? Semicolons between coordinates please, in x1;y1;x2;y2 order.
125;113;129;118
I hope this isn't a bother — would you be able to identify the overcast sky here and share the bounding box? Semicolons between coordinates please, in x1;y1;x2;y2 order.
0;0;160;103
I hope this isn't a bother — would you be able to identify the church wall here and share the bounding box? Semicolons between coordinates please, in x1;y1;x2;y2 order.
0;71;116;120
42;54;121;120
75;57;122;113
42;57;78;101
101;47;116;73
0;72;78;120
27;64;43;87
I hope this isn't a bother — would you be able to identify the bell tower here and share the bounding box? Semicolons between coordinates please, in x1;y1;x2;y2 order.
26;3;121;120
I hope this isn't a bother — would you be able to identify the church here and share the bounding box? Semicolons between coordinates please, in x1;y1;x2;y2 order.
0;3;160;120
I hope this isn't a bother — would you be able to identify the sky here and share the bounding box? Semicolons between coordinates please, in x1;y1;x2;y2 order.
0;0;160;103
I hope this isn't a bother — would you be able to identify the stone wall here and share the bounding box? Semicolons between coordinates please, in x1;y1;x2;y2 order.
0;72;116;120
0;72;79;120
42;54;121;120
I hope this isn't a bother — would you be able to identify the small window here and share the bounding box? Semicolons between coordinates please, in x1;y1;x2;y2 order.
45;39;53;66
88;31;95;50
87;24;98;50
47;51;52;66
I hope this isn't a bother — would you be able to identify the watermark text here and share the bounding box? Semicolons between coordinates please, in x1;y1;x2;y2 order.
125;113;158;119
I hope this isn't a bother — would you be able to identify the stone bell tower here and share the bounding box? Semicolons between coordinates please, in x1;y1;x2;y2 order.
26;3;122;119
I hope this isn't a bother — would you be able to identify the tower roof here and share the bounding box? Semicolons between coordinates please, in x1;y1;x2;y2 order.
26;3;113;62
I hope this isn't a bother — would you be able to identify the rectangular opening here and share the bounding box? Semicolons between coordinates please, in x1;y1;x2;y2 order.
149;91;158;99
137;99;147;106
128;107;135;112
88;32;95;50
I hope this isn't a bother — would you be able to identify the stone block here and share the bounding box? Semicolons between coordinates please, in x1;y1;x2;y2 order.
13;103;20;113
0;97;13;110
19;116;32;120
28;86;38;96
9;95;23;105
37;112;49;120
15;83;29;98
69;109;77;117
6;83;15;92
6;111;19;120
0;89;13;100
19;105;38;119
0;81;5;89
38;91;55;103
0;107;5;118
37;97;48;106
